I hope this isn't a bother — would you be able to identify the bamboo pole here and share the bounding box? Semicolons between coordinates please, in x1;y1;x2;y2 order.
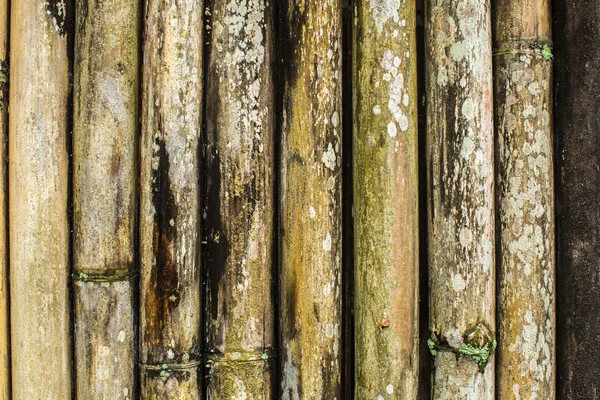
494;2;555;399
425;0;496;397
8;0;71;398
72;0;140;397
553;2;600;397
139;0;203;397
0;0;8;396
353;1;419;398
279;1;343;398
203;0;275;398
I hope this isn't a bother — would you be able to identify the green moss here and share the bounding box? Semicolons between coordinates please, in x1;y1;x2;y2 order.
427;338;437;357
458;339;496;366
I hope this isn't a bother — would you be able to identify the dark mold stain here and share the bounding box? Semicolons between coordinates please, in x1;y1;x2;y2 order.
142;115;181;355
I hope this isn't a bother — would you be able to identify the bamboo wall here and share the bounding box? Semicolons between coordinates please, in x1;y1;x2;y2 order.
0;0;595;398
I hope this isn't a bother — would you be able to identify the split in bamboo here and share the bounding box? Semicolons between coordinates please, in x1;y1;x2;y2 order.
139;0;203;397
493;1;555;398
72;0;140;397
204;0;275;398
425;0;496;397
0;0;8;396
8;0;72;398
279;1;343;398
553;1;600;397
353;1;419;398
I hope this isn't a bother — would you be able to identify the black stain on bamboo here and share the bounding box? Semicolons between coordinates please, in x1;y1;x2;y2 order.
203;69;231;324
143;128;181;355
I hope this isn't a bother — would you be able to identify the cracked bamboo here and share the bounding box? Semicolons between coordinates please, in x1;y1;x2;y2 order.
0;0;7;396
9;0;71;398
425;0;496;397
73;0;140;397
553;1;600;398
139;0;203;397
494;1;555;399
204;0;275;398
279;1;343;398
353;1;419;399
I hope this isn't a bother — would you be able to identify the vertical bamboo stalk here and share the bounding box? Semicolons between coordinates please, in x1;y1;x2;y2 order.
279;1;343;398
139;0;203;397
9;0;71;398
494;2;555;399
353;0;419;398
0;0;8;396
72;0;140;397
204;0;274;398
425;0;495;397
553;2;600;398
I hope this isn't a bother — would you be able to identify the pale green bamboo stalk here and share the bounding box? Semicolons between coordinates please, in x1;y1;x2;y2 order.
203;0;275;398
72;0;140;397
279;2;343;398
353;1;419;398
494;1;555;398
9;0;71;398
0;0;8;396
425;0;496;397
139;0;203;397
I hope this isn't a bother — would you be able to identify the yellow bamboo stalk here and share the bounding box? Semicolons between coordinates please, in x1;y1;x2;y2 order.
353;0;419;398
9;0;71;398
72;0;140;397
0;0;7;396
494;1;555;399
203;0;275;398
425;0;496;397
279;1;343;398
139;0;203;397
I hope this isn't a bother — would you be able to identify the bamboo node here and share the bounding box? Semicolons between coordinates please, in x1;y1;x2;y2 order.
205;349;275;364
428;323;497;369
72;268;138;282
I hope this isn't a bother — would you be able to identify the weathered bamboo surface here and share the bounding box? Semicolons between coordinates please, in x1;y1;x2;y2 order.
494;2;555;399
554;2;600;398
139;0;203;397
279;1;343;398
72;0;140;397
8;0;71;398
204;0;275;398
353;1;419;398
0;0;8;396
425;0;495;397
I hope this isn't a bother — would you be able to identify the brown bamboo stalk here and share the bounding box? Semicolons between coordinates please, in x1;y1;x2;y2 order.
425;0;496;397
0;0;8;396
72;0;140;397
203;0;275;398
8;0;71;398
353;1;419;398
494;1;555;399
139;0;203;397
553;1;600;398
279;2;343;398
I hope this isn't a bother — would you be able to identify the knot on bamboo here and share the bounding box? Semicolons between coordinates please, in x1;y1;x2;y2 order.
428;323;496;368
205;349;275;364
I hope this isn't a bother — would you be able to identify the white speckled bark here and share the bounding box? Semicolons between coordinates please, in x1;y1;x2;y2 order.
425;0;495;397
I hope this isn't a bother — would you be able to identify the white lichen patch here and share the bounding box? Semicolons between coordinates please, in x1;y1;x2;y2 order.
322;233;332;252
373;104;382;115
452;273;466;293
369;0;401;33
309;206;316;219
232;378;248;400
386;384;394;394
322;143;337;171
380;49;410;138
